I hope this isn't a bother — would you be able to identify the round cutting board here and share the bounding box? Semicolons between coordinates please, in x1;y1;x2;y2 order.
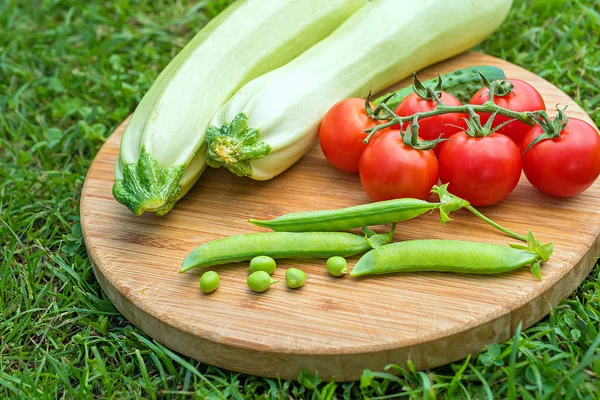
81;52;600;381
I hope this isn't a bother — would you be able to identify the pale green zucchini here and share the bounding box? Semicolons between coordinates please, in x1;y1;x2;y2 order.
206;0;513;180
113;0;369;216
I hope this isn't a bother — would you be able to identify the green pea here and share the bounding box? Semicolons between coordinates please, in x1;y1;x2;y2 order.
200;271;220;294
247;271;278;293
248;255;277;274
285;268;306;289
326;256;348;277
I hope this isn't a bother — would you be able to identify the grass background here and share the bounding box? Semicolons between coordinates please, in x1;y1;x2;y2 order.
1;0;599;398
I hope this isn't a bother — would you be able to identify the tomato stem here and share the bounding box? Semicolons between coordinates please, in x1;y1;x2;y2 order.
483;74;515;98
363;102;539;144
521;106;569;155
412;73;444;101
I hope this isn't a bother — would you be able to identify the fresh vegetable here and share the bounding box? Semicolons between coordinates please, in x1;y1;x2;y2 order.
248;256;277;275
368;74;599;200
206;0;513;181
393;86;467;155
249;184;466;232
350;237;553;278
438;111;522;206
375;65;507;110
326;257;348;277
285;268;307;289
252;184;533;244
181;228;395;272
470;78;545;147
199;271;220;294
321;69;507;173
319;98;387;173
359;129;439;201
112;0;369;216
247;271;278;293
521;110;600;197
364;77;539;144
249;184;524;239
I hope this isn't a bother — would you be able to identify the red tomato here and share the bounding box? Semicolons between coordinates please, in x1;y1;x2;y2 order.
470;79;545;147
394;92;468;155
319;98;387;173
438;131;522;206
521;118;600;197
359;130;439;201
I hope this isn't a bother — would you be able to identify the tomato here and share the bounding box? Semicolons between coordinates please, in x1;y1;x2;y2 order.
359;130;438;201
521;117;600;197
394;92;468;155
469;79;545;147
438;131;522;206
319;98;387;173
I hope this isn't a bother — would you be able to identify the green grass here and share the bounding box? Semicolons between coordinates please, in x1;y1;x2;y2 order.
1;0;599;398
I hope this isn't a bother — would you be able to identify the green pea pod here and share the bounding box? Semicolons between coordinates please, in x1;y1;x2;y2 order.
350;240;552;278
181;228;394;272
249;186;467;232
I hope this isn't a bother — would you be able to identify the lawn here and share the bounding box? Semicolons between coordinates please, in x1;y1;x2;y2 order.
1;0;599;398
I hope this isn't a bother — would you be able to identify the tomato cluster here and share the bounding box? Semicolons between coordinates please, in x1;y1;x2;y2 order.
319;79;600;205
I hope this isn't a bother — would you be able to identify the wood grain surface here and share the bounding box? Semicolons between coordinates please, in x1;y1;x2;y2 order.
81;52;600;381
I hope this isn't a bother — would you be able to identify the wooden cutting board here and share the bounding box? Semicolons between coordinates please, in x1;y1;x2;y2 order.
81;52;600;382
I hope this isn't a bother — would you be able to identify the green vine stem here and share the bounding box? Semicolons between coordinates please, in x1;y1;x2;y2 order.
521;106;569;154
363;75;548;144
432;186;553;267
464;204;528;242
432;185;528;243
364;102;540;144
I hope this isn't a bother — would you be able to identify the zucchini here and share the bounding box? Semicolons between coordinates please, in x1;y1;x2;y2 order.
206;0;513;181
374;65;507;111
112;0;369;216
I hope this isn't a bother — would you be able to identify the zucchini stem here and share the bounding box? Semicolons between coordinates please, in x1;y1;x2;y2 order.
113;148;185;216
205;113;271;178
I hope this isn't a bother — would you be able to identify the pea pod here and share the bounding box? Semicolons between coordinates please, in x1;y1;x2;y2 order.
249;185;467;232
249;185;534;245
181;227;394;272
350;239;553;278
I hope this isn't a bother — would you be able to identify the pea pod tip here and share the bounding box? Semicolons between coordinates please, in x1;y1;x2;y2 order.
180;255;198;273
348;266;367;278
248;218;267;227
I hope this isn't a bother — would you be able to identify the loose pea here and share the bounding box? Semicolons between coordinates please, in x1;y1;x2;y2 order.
285;268;306;289
247;271;278;293
248;255;277;274
200;271;220;294
326;256;348;277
